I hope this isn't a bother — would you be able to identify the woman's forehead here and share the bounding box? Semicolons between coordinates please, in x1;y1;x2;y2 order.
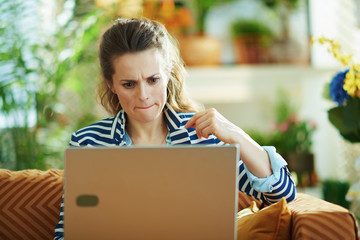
112;48;166;78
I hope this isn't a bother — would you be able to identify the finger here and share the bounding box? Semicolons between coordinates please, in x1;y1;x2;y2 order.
201;120;218;138
201;125;214;139
184;111;206;129
194;120;206;139
192;110;217;138
184;114;198;129
194;118;213;139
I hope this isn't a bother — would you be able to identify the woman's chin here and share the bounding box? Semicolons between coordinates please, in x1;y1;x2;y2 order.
134;110;161;123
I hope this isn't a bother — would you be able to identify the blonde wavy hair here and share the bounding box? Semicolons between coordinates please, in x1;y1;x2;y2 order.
98;18;201;116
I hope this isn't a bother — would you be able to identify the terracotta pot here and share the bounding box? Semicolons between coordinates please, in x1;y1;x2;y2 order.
285;152;317;187
177;34;221;66
233;35;271;64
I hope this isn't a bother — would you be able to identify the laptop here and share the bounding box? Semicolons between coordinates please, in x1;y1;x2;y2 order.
64;145;239;240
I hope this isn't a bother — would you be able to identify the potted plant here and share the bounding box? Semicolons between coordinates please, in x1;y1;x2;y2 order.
259;0;306;63
177;0;236;66
230;19;274;64
0;1;107;170
140;0;217;66
270;115;316;186
312;37;360;143
260;0;300;41
248;90;317;186
142;1;195;37
313;37;360;219
249;116;316;187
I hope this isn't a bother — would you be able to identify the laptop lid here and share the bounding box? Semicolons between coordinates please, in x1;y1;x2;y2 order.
64;145;239;240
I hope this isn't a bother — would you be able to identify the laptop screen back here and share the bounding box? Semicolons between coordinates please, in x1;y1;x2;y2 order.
64;145;239;240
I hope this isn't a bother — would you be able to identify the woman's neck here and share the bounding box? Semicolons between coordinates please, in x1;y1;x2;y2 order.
126;114;168;145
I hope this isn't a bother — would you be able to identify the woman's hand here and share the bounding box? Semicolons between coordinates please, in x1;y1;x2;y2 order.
185;108;273;178
184;108;242;144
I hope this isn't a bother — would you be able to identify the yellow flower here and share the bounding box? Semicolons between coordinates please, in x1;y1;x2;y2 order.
354;64;360;72
317;37;327;44
312;37;353;66
313;36;360;99
344;66;360;97
344;73;355;96
343;54;352;65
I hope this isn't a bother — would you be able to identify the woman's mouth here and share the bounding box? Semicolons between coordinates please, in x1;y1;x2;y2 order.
136;104;154;110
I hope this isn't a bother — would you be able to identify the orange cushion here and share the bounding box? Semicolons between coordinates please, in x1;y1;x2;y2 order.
238;191;262;210
236;198;291;240
0;169;63;239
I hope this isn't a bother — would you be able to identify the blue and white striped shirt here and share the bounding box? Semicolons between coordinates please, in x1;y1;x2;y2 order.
54;104;296;239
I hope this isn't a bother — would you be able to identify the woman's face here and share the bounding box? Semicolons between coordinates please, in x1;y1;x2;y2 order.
110;48;169;124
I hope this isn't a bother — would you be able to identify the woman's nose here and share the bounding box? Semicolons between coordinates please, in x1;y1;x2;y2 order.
138;83;149;100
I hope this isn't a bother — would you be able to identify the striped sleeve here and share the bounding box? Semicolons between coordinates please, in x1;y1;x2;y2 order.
263;167;296;204
53;194;64;240
238;146;296;205
69;132;80;147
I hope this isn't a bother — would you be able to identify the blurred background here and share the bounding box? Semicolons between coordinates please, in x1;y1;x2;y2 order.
1;0;360;219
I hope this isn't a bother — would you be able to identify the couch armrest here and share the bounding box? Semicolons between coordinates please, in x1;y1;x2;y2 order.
288;193;359;240
0;169;63;240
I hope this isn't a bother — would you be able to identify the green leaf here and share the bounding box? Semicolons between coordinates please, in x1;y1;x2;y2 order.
322;82;331;101
328;98;360;143
328;106;347;131
343;98;360;128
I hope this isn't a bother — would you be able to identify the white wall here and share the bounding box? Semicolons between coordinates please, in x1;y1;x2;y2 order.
310;0;360;66
185;65;345;181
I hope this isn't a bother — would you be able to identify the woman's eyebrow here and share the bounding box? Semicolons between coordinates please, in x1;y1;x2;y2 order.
119;73;160;81
119;79;137;82
146;73;160;79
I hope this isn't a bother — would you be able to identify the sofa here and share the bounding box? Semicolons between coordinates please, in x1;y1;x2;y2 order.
0;169;358;240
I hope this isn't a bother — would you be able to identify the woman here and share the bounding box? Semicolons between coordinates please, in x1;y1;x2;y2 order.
54;18;295;239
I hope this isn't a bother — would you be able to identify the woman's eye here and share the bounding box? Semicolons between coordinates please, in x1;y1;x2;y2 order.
123;82;134;88
150;78;159;84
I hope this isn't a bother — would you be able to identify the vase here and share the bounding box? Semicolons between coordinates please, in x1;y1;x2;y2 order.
340;140;360;182
340;140;360;219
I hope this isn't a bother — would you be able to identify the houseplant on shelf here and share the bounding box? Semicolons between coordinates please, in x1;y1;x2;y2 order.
259;0;304;63
260;0;300;42
142;1;195;37
176;0;236;66
230;19;274;64
140;0;218;66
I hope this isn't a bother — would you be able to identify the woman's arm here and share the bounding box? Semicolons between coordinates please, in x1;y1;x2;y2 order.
238;147;296;204
185;108;296;203
185;108;272;178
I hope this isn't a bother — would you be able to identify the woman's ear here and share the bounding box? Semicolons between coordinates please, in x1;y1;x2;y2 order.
107;80;115;93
